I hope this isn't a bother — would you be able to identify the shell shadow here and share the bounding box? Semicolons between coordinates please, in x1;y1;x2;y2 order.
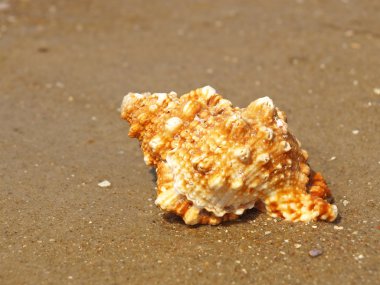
162;208;260;227
162;212;185;225
332;214;342;224
225;208;260;226
149;168;157;183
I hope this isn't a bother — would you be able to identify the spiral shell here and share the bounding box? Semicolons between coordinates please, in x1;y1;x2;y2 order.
121;86;338;225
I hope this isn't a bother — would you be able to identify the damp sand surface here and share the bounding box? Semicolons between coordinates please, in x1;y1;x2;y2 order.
0;1;379;284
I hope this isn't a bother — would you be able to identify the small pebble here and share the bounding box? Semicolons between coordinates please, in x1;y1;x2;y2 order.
342;200;349;206
264;231;271;235
98;180;111;188
294;243;302;249
334;225;344;230
329;156;336;161
373;88;380;95
352;129;359;135
311;225;318;229
309;249;323;257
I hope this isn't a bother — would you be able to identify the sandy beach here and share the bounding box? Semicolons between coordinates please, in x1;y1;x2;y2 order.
0;0;379;284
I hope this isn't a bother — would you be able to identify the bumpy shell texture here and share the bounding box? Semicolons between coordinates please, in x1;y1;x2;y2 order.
121;86;338;225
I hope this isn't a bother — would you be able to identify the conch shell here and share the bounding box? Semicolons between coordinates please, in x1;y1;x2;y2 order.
121;86;338;225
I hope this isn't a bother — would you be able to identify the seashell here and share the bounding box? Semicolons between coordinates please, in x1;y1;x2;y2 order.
121;86;338;225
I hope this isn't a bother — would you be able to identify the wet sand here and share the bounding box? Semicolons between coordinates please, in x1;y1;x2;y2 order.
0;0;379;284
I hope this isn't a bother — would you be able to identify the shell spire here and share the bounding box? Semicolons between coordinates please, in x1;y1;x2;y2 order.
121;86;338;225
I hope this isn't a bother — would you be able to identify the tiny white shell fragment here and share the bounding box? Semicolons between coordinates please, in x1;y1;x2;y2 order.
98;180;111;188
